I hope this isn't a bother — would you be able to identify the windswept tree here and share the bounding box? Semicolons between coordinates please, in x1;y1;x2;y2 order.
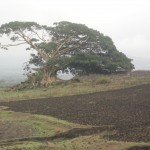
0;21;134;86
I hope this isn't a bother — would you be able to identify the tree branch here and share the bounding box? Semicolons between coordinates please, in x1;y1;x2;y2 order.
54;45;80;57
18;30;49;62
0;42;26;47
51;36;73;57
32;30;46;42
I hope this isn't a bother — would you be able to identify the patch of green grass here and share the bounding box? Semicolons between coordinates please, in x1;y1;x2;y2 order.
1;134;150;150
0;108;150;150
0;107;77;141
0;141;47;150
1;135;150;150
53;135;150;150
95;76;111;84
1;73;150;102
0;74;150;101
1;73;150;149
0;107;85;150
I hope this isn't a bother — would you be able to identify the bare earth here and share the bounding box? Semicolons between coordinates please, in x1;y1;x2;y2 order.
1;84;150;143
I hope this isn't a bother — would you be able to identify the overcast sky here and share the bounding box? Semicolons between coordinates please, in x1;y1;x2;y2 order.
0;0;150;80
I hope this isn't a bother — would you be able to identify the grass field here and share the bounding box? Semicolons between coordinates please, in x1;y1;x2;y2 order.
1;71;150;102
0;71;150;150
0;106;150;150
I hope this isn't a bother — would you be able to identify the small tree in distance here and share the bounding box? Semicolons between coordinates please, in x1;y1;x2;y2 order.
0;21;134;87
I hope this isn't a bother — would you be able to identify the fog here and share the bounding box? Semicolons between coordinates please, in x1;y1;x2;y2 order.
0;0;150;82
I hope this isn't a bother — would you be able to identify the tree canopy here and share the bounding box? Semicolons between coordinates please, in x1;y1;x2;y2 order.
0;21;134;86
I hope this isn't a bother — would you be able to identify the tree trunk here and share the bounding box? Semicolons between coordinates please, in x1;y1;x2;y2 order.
40;71;57;87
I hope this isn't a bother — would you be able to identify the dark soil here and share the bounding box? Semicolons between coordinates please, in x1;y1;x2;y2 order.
1;84;150;142
127;146;150;150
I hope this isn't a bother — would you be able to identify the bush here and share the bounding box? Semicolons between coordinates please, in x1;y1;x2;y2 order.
95;76;111;84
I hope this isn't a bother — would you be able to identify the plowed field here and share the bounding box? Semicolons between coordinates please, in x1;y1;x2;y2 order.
1;84;150;142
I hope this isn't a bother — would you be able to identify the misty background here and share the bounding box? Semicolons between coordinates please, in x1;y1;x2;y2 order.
0;0;150;83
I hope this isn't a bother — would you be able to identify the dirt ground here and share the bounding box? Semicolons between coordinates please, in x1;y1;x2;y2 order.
0;121;33;141
1;84;150;143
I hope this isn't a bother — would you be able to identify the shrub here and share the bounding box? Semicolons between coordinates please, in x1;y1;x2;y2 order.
95;76;111;84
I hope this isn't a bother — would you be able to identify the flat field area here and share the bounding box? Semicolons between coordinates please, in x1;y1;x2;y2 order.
1;72;150;150
1;84;150;143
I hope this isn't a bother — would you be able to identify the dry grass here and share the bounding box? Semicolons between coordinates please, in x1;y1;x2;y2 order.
1;71;150;149
1;71;150;102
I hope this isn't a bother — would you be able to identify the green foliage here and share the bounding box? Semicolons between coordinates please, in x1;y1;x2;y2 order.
47;56;72;68
50;21;105;54
37;42;57;53
70;52;134;74
0;21;40;34
29;54;42;66
26;71;44;87
0;21;134;81
48;21;134;74
99;35;117;52
70;53;103;74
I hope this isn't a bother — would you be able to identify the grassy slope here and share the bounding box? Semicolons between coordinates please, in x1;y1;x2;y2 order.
0;107;149;150
1;72;150;149
1;72;150;102
0;106;80;150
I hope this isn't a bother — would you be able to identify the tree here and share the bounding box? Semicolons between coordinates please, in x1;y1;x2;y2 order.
0;21;134;86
